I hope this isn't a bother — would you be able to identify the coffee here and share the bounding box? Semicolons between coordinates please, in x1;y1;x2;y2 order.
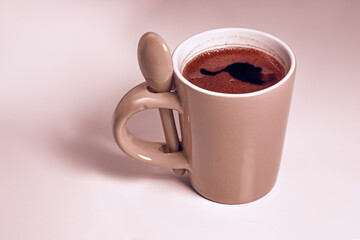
182;47;285;94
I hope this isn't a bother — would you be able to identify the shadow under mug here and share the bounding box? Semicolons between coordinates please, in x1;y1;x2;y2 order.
112;28;296;204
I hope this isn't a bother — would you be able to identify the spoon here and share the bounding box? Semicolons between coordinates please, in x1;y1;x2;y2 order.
137;32;186;175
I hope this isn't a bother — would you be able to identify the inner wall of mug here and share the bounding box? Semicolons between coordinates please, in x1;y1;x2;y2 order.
173;28;294;89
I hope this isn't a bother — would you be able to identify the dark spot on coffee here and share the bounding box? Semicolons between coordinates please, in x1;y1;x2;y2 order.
201;62;265;85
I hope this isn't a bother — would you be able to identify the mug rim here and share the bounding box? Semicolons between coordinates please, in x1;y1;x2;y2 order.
172;28;296;98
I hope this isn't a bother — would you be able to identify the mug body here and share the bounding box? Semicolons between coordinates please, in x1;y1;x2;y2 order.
173;28;296;204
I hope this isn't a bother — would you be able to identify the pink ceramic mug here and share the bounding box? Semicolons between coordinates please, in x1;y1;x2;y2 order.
112;28;296;204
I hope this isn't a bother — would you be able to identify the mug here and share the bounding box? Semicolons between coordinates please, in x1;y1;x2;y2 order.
112;28;296;204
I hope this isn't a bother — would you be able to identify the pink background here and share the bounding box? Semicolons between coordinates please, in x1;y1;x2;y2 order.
1;0;359;239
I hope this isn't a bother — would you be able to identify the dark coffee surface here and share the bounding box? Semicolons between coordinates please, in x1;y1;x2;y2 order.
182;47;285;94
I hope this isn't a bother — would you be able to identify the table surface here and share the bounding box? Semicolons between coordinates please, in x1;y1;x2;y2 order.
1;0;359;239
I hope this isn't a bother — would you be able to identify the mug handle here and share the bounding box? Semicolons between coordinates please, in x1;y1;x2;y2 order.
112;82;190;170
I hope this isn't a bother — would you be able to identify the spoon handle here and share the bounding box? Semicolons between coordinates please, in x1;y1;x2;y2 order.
159;108;186;175
159;109;179;152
